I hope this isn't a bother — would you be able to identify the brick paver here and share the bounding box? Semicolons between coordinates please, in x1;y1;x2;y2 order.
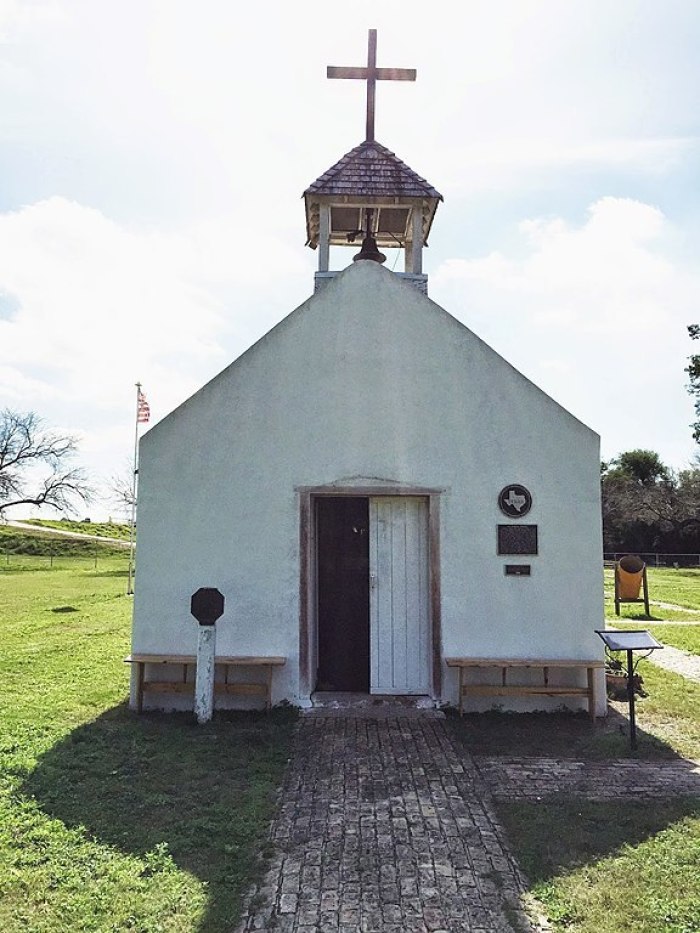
237;712;536;932
475;755;700;800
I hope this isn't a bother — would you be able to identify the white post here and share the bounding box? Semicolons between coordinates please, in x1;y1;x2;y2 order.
194;625;216;724
319;203;330;272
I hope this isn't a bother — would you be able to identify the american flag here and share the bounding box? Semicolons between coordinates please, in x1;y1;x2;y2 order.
137;388;150;424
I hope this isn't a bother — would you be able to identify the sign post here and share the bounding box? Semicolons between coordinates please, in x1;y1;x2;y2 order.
596;629;662;750
190;587;225;724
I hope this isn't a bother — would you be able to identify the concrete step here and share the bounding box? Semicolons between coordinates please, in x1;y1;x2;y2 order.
307;692;444;718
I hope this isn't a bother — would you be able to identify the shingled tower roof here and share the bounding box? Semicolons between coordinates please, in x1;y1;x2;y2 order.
306;139;442;201
304;140;442;251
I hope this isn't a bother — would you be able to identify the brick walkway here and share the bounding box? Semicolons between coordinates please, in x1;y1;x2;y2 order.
475;755;700;800
236;712;535;933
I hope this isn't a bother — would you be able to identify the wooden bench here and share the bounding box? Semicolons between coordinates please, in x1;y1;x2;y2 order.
125;654;286;714
445;657;605;720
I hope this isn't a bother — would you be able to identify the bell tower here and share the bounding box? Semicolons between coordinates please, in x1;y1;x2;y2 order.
304;30;442;294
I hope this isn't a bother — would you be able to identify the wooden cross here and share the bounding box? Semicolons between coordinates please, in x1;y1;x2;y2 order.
327;30;416;142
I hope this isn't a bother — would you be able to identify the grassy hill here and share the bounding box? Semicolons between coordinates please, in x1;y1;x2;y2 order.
19;518;132;540
0;524;128;557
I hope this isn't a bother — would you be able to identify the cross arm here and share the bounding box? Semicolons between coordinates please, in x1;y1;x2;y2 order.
375;67;416;81
327;66;367;79
327;66;416;81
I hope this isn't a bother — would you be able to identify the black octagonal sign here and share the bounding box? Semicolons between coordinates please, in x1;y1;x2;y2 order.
191;587;225;626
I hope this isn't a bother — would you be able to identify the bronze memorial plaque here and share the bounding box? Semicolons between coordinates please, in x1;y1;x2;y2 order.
498;524;538;555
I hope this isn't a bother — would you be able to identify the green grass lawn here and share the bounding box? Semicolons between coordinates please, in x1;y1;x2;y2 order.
622;661;700;759
614;622;700;657
501;798;699;933
0;559;296;932
605;566;700;619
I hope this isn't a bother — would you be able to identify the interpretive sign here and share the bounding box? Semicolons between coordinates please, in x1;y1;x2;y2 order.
596;629;662;749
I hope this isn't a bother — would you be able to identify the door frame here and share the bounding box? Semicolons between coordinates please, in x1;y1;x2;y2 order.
298;484;442;699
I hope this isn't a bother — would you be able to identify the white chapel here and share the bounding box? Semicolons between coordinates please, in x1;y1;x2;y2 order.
130;32;606;716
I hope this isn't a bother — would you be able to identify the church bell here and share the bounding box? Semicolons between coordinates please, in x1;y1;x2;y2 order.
352;233;387;264
352;208;387;264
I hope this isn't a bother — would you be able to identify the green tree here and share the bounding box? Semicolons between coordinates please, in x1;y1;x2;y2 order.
685;324;700;442
601;450;700;552
607;449;670;486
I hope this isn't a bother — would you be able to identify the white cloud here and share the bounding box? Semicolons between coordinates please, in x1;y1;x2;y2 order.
436;197;683;333
437;137;697;196
0;197;225;405
0;195;313;515
0;363;56;402
0;0;62;40
0;196;310;408
432;196;700;466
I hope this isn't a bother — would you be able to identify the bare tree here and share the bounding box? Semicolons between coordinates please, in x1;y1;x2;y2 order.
106;464;136;520
0;409;92;515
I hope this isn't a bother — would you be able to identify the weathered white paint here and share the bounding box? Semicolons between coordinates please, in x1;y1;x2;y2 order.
131;261;605;716
370;497;430;694
194;626;216;723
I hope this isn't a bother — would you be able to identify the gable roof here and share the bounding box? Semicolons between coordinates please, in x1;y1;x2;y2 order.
304;139;443;200
144;262;598;448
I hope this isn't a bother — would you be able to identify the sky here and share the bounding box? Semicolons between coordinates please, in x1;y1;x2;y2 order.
1;0;699;519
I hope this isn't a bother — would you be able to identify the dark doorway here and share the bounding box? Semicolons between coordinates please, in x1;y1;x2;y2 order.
316;496;370;692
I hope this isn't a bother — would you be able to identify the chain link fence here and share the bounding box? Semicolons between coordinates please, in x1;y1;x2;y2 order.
1;552;131;571
604;552;700;568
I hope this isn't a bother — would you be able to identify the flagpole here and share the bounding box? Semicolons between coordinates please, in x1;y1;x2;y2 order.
127;382;141;596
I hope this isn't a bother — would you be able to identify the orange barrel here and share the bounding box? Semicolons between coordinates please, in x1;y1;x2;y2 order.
617;555;645;599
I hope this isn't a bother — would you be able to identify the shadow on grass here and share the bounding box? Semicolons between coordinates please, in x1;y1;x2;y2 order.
89;568;131;578
23;702;297;933
447;707;687;759
614;611;665;622
449;711;700;929
497;796;700;895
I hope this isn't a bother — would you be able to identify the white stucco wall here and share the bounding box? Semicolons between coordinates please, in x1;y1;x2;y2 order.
132;261;604;712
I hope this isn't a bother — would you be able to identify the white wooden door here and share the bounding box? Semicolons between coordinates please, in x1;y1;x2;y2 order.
369;497;430;694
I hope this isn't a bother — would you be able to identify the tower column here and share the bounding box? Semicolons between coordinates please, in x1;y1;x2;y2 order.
319;203;330;272
410;206;423;274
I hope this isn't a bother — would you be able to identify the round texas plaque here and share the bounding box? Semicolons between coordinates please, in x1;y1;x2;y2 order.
498;484;532;518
